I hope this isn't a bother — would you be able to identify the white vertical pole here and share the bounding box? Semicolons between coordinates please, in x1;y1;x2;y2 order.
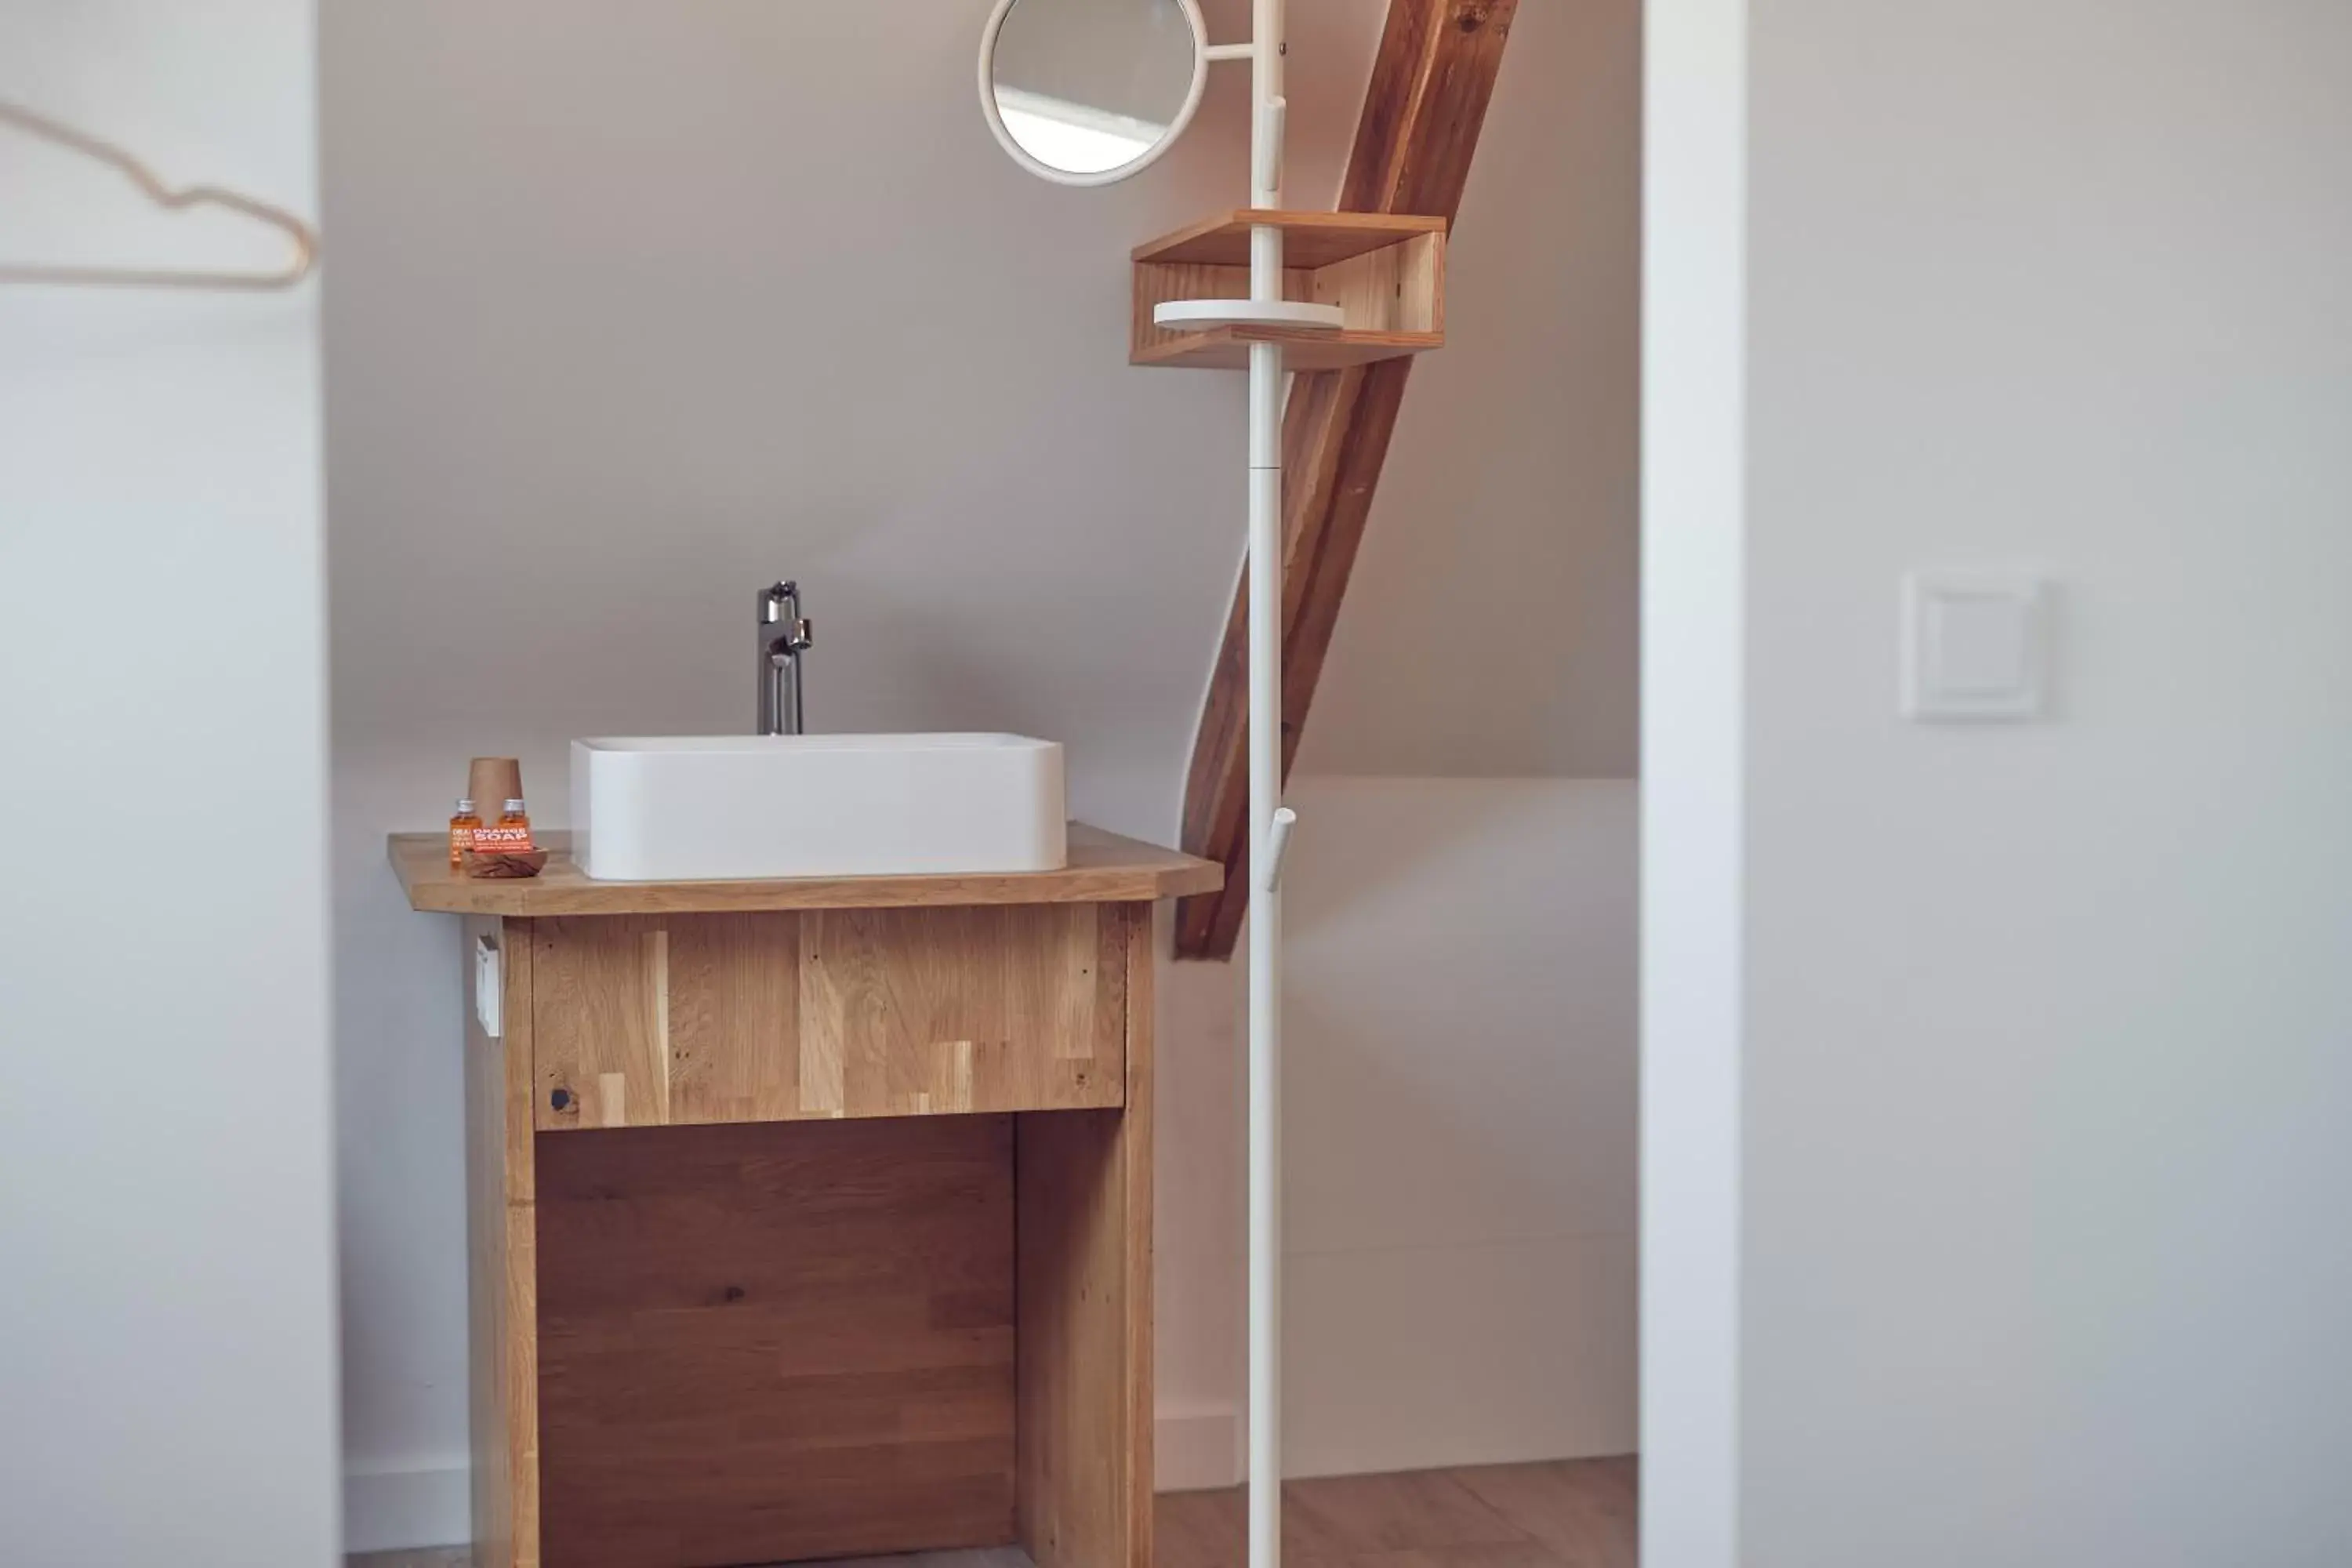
1246;4;1285;1568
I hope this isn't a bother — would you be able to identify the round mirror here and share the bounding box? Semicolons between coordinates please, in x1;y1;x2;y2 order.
978;0;1207;187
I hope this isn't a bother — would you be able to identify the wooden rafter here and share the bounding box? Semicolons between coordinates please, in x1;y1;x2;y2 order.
1173;0;1519;960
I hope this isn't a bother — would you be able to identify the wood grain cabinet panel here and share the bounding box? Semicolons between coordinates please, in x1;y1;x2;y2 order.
535;1115;1020;1568
463;916;541;1568
534;906;1127;1132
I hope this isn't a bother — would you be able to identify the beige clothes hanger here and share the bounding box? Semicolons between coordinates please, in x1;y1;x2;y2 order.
0;99;317;291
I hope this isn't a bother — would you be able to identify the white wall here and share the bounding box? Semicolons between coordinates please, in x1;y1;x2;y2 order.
1276;0;1643;1489
1648;1;2352;1563
322;0;1633;1543
1299;0;1641;780
1283;778;1638;1476
0;5;339;1565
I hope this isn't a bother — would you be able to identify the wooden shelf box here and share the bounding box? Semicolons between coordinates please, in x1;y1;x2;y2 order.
1131;209;1448;371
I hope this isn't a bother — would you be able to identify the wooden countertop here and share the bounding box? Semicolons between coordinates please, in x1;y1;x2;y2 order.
389;824;1222;916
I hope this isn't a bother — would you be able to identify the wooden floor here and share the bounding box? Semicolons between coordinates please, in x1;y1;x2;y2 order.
350;1457;1638;1568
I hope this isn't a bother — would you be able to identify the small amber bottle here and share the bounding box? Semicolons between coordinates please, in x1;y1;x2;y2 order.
448;797;481;868
495;797;535;853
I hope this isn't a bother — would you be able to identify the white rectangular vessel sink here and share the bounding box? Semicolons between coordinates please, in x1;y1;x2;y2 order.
571;734;1066;882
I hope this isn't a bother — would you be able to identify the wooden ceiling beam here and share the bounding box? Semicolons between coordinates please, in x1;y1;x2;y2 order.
1174;0;1519;960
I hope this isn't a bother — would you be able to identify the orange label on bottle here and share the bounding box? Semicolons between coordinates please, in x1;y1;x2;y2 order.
472;824;536;854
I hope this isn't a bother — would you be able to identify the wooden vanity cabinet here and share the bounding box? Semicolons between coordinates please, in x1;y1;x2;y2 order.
400;829;1218;1568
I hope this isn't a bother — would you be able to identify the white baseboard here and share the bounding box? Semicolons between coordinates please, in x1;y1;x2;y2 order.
343;1460;470;1555
345;1406;1248;1553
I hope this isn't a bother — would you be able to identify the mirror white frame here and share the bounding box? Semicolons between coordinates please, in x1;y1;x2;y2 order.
975;0;1211;187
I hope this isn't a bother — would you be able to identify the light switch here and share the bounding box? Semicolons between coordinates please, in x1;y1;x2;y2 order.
1902;570;2050;721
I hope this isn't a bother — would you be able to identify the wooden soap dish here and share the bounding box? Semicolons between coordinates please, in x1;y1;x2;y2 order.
462;848;549;880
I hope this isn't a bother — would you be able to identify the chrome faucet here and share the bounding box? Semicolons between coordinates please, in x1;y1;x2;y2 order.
756;580;813;736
